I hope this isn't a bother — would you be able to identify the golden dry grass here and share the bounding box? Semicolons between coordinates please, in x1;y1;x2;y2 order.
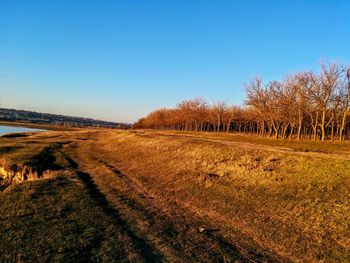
100;130;350;262
1;129;350;262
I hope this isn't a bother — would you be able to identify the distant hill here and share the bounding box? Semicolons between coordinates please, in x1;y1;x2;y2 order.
0;108;131;129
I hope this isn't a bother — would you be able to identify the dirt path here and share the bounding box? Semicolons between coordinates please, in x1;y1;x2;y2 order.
57;133;281;262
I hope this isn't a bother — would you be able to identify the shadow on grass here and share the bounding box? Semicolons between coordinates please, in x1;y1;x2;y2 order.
26;142;74;175
0;146;23;155
76;171;163;263
98;160;274;262
28;146;64;175
1;133;29;138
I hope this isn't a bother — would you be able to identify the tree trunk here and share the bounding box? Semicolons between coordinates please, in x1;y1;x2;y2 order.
320;108;326;141
289;124;295;140
297;110;303;140
339;111;347;141
282;123;289;139
311;112;319;141
226;121;231;133
331;116;335;142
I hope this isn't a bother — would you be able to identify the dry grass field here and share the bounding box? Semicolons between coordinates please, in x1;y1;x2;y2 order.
1;129;350;262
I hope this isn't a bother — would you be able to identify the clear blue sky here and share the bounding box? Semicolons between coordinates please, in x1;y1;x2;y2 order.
1;1;349;123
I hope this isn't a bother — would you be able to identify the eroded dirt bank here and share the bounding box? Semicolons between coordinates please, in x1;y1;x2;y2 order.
0;160;39;190
1;130;350;262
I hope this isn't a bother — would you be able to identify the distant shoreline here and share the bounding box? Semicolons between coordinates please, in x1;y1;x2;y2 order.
0;121;76;131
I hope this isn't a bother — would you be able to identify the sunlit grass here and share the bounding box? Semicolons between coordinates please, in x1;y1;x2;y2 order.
1;129;350;262
111;130;350;262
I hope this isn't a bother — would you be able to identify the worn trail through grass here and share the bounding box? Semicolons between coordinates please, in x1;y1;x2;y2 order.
64;132;277;262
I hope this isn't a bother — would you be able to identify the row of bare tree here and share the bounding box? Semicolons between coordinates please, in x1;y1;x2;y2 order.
134;63;350;141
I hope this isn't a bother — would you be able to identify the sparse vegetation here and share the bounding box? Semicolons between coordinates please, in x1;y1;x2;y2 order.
1;129;349;262
109;130;350;262
0;174;150;263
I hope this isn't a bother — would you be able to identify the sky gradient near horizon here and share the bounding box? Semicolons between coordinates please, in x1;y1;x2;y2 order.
1;1;350;123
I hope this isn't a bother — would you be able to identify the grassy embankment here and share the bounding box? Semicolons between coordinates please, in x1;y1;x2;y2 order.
96;130;350;262
1;175;146;262
0;130;161;262
0;129;349;262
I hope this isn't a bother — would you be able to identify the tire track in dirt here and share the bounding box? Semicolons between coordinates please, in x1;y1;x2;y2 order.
56;132;282;262
76;170;164;262
95;158;269;262
59;146;164;262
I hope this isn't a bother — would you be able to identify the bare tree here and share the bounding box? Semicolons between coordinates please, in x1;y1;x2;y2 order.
133;62;350;142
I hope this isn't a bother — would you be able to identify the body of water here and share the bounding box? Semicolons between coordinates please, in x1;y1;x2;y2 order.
0;125;46;136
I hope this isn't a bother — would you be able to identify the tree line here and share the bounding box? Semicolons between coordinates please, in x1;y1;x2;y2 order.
134;62;350;141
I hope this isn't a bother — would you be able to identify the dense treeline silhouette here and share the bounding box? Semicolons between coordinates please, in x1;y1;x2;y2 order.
134;62;350;141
